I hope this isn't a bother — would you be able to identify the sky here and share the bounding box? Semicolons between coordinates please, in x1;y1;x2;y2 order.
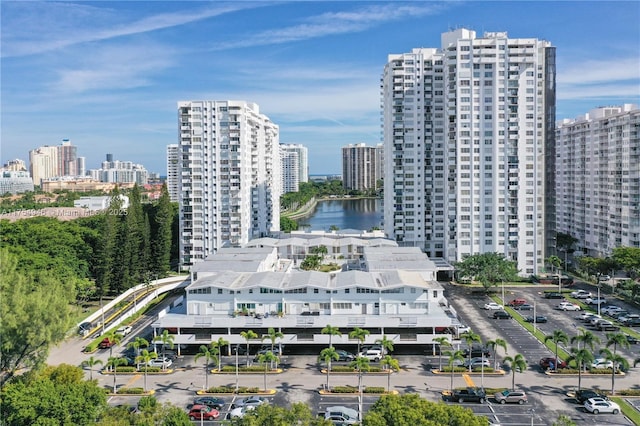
1;1;639;176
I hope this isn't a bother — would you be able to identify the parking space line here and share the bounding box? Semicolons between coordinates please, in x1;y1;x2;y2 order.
462;374;475;387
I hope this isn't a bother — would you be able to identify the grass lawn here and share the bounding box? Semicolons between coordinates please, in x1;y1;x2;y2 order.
610;397;640;425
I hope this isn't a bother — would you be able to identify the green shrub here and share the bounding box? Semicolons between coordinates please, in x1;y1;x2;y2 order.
589;368;615;374
221;365;265;373
329;366;384;373
331;386;359;393
205;386;260;394
117;387;145;394
138;367;162;373
613;389;640;396
471;367;495;373
440;366;468;373
363;387;386;394
115;366;137;373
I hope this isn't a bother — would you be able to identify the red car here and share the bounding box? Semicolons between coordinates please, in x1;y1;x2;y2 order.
539;357;567;370
188;404;220;420
99;337;116;349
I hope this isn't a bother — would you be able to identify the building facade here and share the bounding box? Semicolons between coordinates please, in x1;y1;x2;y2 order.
381;28;556;275
58;139;78;176
280;144;308;193
0;171;34;194
29;145;58;186
177;100;281;267
88;155;149;185
2;159;27;172
341;143;382;192
280;148;300;193
166;144;180;201
556;104;640;258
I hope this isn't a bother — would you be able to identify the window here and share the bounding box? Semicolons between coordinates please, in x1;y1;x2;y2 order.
333;303;353;309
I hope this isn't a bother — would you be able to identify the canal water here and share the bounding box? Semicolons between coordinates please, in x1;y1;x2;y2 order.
297;198;383;232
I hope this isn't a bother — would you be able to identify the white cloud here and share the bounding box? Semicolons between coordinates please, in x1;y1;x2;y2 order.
558;57;640;85
557;83;640;100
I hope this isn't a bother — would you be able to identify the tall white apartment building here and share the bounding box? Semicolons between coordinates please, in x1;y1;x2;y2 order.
556;104;640;258
280;144;308;191
88;157;148;185
342;143;382;191
381;28;556;275
177;100;281;267
280;148;300;193
166;144;180;201
29;145;58;186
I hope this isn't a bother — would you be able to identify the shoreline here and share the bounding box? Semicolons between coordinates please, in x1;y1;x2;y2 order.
282;196;381;221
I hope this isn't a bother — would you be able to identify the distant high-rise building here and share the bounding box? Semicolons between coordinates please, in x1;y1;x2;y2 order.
166;144;180;201
88;158;148;185
58;139;77;176
76;157;86;176
381;28;556;275
0;170;34;194
29;145;58;186
1;159;27;172
177;100;281;267
341;143;382;192
280;148;300;193
556;104;640;258
106;153;114;162
280;144;308;185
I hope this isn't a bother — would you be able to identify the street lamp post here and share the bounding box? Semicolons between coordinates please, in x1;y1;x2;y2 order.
597;273;602;317
501;280;505;304
235;347;239;394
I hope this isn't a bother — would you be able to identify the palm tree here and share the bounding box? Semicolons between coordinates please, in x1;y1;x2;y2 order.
135;349;157;392
212;337;229;372
127;336;149;369
461;331;482;372
605;332;630;356
444;350;465;392
599;348;629;395
486;338;508;370
321;324;342;348
262;328;284;369
106;357;127;393
81;356;103;381
433;337;451;371
194;344;217;391
544;330;568;372
257;351;279;392
153;330;175;369
350;356;370;394
571;328;600;352
381;355;400;393
567;347;594;392
547;255;562;275
319;346;340;391
375;335;395;355
503;354;527;391
240;330;258;367
349;327;370;355
105;330;124;358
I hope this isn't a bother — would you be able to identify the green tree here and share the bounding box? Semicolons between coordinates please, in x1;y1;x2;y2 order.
262;328;284;369
127;336;150;368
104;330;124;358
544;330;568;372
598;348;629;395
454;252;519;291
363;393;487;426
151;184;173;276
240;330;258;367
212;337;229;372
136;349;158;392
350;356;370;395
194;345;217;391
612;246;640;277
433;337;451;371
605;331;631;356
153;330;175;370
571;328;600;353
486;338;508;370
80;356;103;381
257;351;279;391
460;331;482;372
0;249;75;385
95;190;124;295
106;356;128;392
226;402;332;426
502;353;527;391
381;355;400;392
567;347;594;391
319;346;340;391
445;349;465;391
280;216;298;232
321;324;342;348
349;327;370;355
375;335;395;355
547;255;562;275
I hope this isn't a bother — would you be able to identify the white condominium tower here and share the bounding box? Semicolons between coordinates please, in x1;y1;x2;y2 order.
177;100;281;267
556;104;640;258
381;28;556;275
341;143;383;192
280;144;308;193
166;144;179;201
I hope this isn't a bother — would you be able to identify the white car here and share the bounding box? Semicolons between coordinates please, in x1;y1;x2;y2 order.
147;357;172;368
570;290;591;299
601;305;621;315
324;406;360;425
557;302;581;311
116;325;132;336
229;406;255;419
584;398;620;414
358;349;383;362
591;358;614;369
585;297;607;305
484;302;504;310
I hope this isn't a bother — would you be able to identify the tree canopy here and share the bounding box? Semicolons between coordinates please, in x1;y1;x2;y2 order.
226;403;332;426
454;252;519;291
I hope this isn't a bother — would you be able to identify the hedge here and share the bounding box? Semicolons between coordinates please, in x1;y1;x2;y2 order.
116;387;145;394
329;386;388;394
440;366;495;373
205;386;260;394
220;365;272;373
329;366;384;373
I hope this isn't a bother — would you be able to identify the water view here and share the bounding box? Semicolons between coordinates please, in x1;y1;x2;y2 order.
297;198;383;232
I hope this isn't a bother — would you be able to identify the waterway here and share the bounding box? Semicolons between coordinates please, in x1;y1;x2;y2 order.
296;198;384;232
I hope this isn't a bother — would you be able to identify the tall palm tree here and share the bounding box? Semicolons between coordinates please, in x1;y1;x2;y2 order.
127;336;149;369
486;338;508;370
605;332;630;356
461;331;482;372
80;356;103;381
375;335;395;355
262;328;284;368
257;351;279;392
321;324;342;348
381;355;400;393
599;348;629;395
135;349;157;392
567;347;594;392
444;350;465;392
544;330;568;372
153;330;175;371
349;327;370;355
106;357;127;393
503;354;527;391
350;356;371;394
240;330;258;367
433;337;451;371
105;330;124;358
571;328;600;352
547;255;562;275
319;347;340;391
194;344;217;391
212;337;229;372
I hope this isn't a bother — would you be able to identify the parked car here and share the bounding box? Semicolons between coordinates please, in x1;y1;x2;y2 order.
619;314;640;325
575;389;608;404
600;275;612;282
231;396;268;409
335;349;355;362
464;357;491;368
253;348;281;361
360;344;385;355
589;316;604;326
229;406;254;419
451;387;486;403
577;312;598;321
585;297;607;305
525;315;548;323
494;389;527;404
539;357;567;370
324;406;360;425
557;302;581;311
622;317;640;327
544;292;563;299
571;290;592;299
584;398;620;414
78;322;94;337
147;358;172;368
462;345;491;358
493;310;512;319
601;305;622;315
624;334;639;344
596;320;620;331
115;325;132;336
231;344;247;355
456;324;471;335
591;358;614;370
609;310;630;319
359;349;383;362
507;298;527;307
513;303;533;311
193;396;225;410
484;302;504;310
188;404;219;421
99;337;117;349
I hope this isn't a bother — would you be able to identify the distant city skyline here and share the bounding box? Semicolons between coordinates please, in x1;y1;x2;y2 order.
2;1;639;175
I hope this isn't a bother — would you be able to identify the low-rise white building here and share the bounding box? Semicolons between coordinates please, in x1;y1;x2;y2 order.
73;194;130;211
152;235;458;353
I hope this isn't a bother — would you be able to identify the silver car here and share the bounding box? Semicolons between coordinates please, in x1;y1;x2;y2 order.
494;389;527;404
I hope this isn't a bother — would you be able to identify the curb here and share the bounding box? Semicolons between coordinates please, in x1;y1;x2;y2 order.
196;390;277;395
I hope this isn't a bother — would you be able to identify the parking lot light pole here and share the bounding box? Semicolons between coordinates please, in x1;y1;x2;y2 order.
501;280;505;304
597;274;602;316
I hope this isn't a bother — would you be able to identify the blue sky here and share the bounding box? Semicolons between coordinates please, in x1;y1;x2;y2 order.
1;1;639;175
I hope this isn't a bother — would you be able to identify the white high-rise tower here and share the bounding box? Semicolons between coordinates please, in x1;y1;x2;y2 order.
166;144;179;201
381;28;556;275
